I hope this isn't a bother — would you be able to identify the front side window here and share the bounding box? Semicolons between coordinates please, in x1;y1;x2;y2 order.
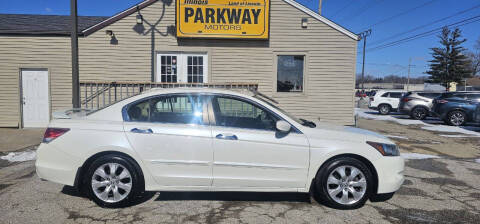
126;95;204;125
277;55;304;92
212;96;279;131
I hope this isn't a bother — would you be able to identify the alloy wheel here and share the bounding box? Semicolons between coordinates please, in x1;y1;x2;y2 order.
326;165;367;205
379;105;390;115
412;108;427;120
449;111;465;126
91;163;132;203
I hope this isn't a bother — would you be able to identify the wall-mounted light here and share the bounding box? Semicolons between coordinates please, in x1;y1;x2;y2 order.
136;14;143;24
301;18;308;28
105;30;114;37
105;30;118;45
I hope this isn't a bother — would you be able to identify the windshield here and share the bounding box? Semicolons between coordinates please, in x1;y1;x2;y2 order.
253;95;316;128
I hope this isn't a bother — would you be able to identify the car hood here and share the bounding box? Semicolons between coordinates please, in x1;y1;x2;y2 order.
302;122;394;144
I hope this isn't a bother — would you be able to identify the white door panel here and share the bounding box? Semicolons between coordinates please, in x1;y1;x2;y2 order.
22;69;49;127
212;127;310;188
124;122;213;186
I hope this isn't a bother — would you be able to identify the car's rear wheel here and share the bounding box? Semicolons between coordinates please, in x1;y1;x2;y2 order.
378;104;391;115
410;107;428;120
85;154;141;208
447;110;466;126
315;157;373;209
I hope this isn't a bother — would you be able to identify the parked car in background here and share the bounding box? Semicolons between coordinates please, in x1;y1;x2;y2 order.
398;92;443;120
475;104;480;124
432;91;480;126
369;90;407;115
36;88;404;209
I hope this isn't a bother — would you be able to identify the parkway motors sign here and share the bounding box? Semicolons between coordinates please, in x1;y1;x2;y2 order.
176;0;270;39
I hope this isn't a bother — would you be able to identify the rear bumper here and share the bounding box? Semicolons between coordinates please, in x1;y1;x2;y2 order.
374;156;405;194
35;143;80;186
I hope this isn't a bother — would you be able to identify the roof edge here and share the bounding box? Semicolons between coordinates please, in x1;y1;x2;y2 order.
282;0;359;41
81;0;158;36
81;0;359;40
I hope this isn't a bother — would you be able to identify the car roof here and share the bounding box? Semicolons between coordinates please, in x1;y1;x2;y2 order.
376;89;406;93
141;87;255;97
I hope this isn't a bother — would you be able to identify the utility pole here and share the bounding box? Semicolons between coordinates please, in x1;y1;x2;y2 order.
71;0;80;108
407;57;411;91
358;29;372;90
318;0;322;14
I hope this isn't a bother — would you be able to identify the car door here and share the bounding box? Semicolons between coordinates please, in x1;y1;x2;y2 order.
123;94;213;187
389;92;403;109
208;95;310;189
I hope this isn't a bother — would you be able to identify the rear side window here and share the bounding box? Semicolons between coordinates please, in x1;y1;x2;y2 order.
126;95;205;125
381;92;389;97
389;92;403;98
127;99;150;122
466;94;480;101
418;93;442;98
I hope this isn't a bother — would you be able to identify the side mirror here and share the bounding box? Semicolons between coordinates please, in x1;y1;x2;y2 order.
276;120;291;133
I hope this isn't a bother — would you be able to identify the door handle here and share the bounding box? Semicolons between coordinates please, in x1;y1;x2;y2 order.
130;128;153;134
216;133;238;140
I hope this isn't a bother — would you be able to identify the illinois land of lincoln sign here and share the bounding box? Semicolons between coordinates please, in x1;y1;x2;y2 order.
176;0;270;39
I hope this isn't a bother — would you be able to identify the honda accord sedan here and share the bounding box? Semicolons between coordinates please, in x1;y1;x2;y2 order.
36;88;404;209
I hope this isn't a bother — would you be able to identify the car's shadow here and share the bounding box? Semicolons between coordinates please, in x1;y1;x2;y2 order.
155;191;311;203
61;186;311;204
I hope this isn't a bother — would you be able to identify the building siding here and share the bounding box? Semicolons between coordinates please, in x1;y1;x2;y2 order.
0;0;357;127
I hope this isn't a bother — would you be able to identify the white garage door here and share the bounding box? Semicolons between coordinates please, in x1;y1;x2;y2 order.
21;69;50;127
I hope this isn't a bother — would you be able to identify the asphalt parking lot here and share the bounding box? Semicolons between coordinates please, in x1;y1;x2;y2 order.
1;115;479;224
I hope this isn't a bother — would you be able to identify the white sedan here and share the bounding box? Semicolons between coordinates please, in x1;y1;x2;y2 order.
36;88;404;209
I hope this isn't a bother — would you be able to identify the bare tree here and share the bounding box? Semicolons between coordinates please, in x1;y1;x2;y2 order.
467;37;480;76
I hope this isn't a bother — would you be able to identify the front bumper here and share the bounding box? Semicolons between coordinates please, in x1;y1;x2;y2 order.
374;156;405;194
35;143;80;186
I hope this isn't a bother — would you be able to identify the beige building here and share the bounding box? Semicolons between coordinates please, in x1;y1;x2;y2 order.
0;0;358;128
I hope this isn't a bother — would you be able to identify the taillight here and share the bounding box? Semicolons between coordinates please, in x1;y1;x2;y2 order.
402;98;412;102
369;97;374;101
437;99;448;104
43;128;70;143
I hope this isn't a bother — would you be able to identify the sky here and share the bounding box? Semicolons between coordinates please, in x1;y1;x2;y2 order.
1;0;479;79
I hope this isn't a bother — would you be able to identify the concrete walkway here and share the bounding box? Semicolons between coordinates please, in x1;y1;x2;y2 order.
0;128;45;152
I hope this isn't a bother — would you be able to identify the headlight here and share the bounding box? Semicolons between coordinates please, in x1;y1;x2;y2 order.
366;141;400;156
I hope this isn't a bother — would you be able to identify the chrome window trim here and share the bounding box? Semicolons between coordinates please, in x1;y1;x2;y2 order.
122;92;302;134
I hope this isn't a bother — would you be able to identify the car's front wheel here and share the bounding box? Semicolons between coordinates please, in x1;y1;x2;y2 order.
85;154;142;208
315;157;373;209
447;110;466;126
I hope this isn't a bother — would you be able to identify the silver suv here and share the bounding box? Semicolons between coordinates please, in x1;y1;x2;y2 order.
399;92;443;120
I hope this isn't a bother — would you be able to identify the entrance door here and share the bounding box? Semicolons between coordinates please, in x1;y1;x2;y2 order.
21;69;50;127
156;53;208;83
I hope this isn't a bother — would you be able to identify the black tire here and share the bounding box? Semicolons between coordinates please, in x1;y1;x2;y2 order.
447;110;466;126
84;154;142;208
378;104;391;115
410;107;428;120
314;157;374;209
